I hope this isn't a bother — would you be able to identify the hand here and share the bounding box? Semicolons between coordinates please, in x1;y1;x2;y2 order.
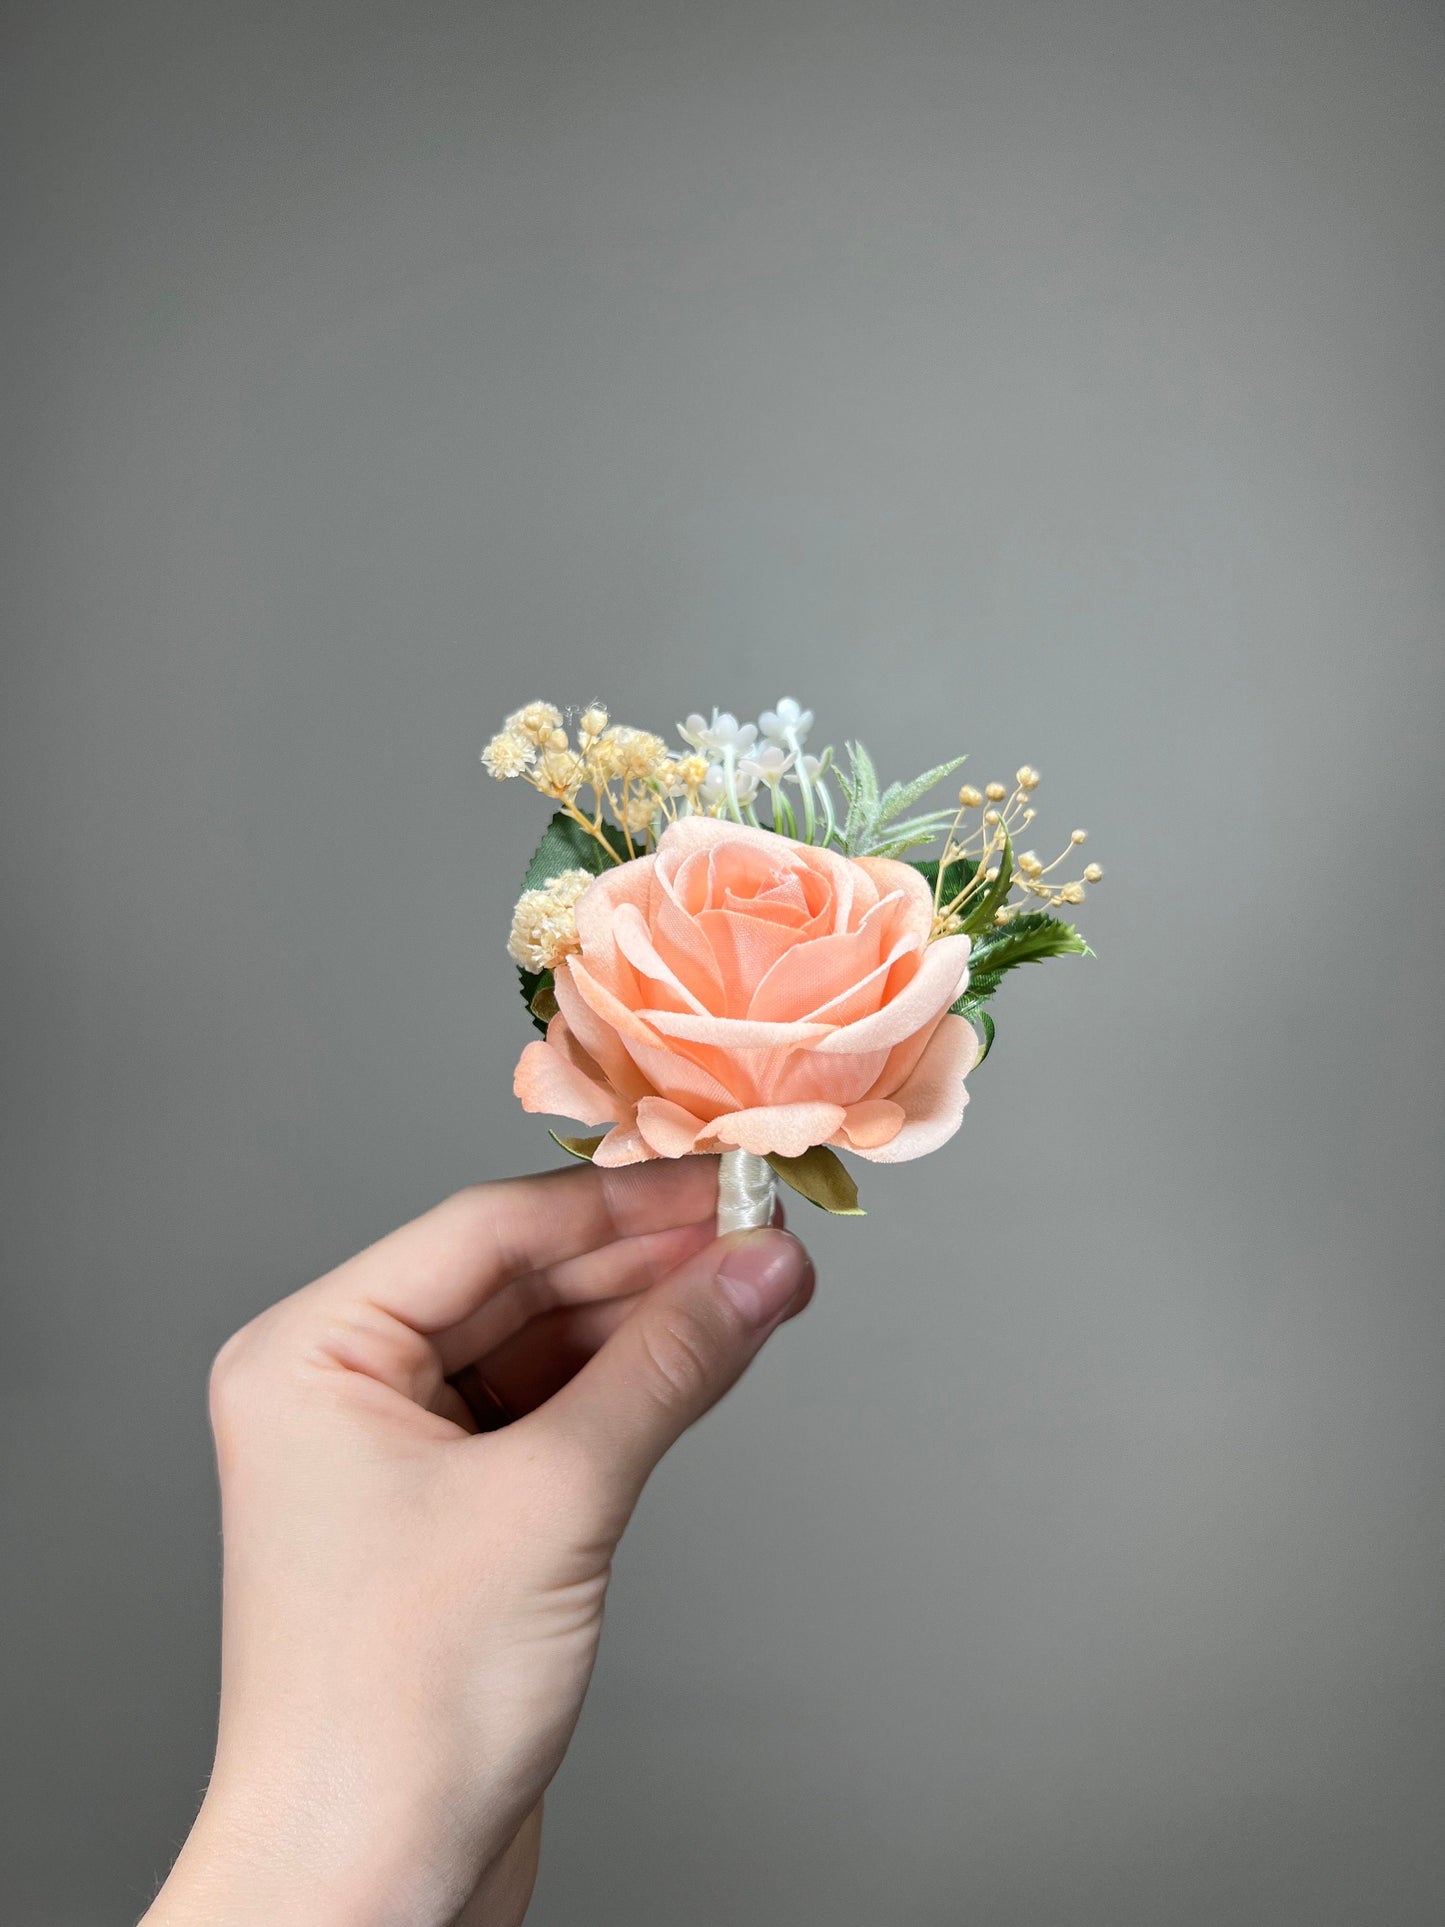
142;1158;814;1927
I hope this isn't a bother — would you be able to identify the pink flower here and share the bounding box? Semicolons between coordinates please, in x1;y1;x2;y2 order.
513;817;978;1166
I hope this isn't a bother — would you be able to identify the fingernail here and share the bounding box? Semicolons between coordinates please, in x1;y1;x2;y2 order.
716;1231;812;1327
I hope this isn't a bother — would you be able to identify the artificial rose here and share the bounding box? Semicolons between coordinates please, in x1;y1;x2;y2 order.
513;816;979;1167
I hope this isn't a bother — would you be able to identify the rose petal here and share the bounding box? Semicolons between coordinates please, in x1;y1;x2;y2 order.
843;1013;980;1163
552;965;653;1106
696;1102;848;1159
570;855;657;1003
591;1122;658;1166
835;1097;905;1149
565;958;743;1113
815;934;972;1055
695;906;816;1007
642;1005;834;1049
752;921;923;1029
513;1021;620;1127
654;815;879;934
757;1040;894;1110
572;852;654;952
853;854;937;929
634;1095;709;1157
746;919;891;1024
613;902;712;1016
650;875;728;1010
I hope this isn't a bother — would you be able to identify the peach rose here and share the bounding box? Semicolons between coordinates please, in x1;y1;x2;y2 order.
513;816;979;1167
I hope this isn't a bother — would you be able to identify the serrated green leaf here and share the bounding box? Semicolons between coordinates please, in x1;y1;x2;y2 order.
549;1130;607;1161
947;910;1089;1023
967;910;1090;975
951;969;1006;1012
523;811;623;892
971;1008;996;1064
766;1144;866;1215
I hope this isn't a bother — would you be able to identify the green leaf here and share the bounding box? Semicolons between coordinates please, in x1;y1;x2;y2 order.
869;809;966;858
911;851;981;912
549;1130;607;1161
959;828;1014;936
947;911;1090;1025
838;741;881;853
951;970;1006;1014
951;1002;998;1063
517;965;557;1033
766;1144;866;1215
968;910;1090;975
875;756;967;827
848;740;880;816
523;811;622;891
516;812;620;1034
974;1008;996;1063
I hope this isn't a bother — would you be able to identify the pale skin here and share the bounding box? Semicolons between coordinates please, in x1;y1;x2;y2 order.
142;1157;814;1927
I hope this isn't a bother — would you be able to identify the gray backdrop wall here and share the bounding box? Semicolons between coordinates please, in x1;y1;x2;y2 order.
4;2;1443;1922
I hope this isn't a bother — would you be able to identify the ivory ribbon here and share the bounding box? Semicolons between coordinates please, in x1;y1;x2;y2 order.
716;1148;778;1233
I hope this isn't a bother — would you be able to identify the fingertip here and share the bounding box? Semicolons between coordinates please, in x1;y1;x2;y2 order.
781;1258;816;1320
714;1228;813;1328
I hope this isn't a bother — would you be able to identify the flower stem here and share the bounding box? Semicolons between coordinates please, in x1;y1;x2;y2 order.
787;729;816;841
771;781;797;839
722;746;746;824
716;1148;777;1233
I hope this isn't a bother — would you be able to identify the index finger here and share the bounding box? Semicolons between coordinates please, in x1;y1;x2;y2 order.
307;1153;720;1334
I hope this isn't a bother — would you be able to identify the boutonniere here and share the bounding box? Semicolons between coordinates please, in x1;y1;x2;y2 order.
484;701;1102;1230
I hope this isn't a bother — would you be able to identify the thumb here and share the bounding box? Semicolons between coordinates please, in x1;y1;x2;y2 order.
534;1226;814;1524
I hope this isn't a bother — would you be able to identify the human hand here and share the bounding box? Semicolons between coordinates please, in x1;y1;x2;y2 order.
142;1158;814;1927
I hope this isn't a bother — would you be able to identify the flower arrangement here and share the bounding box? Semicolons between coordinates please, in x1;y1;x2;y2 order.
483;700;1101;1226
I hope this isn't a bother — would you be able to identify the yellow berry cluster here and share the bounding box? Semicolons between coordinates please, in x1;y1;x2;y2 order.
932;766;1103;936
481;701;710;862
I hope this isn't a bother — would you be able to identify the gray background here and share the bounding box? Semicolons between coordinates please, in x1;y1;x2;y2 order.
3;1;1443;1921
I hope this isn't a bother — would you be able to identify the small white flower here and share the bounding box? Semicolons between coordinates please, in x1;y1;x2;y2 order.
481;730;537;779
787;752;825;785
678;709;759;757
506;869;593;971
700;761;760;808
739;743;795;785
757;698;814;747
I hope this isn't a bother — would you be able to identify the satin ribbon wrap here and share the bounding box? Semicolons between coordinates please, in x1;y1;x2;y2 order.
716;1148;778;1233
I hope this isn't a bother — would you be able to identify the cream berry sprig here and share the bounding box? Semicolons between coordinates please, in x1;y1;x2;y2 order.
484;698;1102;1225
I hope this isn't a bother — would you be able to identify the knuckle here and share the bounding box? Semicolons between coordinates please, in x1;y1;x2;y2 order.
638;1308;716;1409
206;1315;278;1436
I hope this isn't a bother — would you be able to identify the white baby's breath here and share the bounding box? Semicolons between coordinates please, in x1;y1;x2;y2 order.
507;869;594;972
481;731;537;779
